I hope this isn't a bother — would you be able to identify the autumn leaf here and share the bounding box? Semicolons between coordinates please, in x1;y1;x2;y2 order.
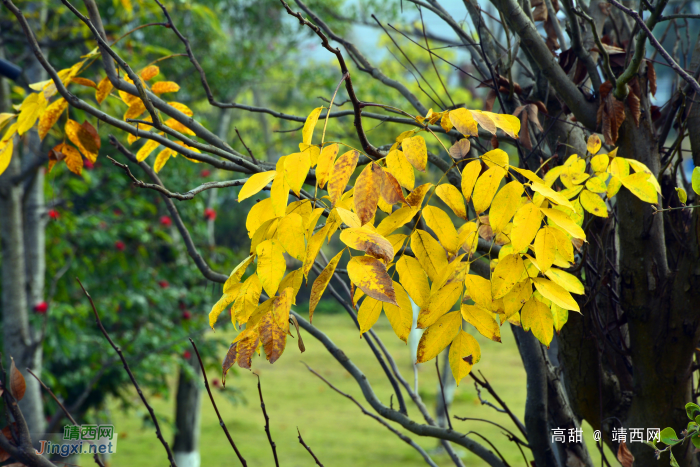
461;304;501;342
435;184;466;219
386;149;415;189
302;107;323;146
587;134;602;155
260;310;287;364
65;119;100;161
284;152;311;197
461;160;482;202
533;277;580;312
316;143;338;188
411;229;448;282
417;281;462;328
17;92;48;135
209;285;241;329
449;139;471;160
540;208;586;241
358;297;383;334
579;189;608;217
492;254;526;299
521;297;554;346
223;327;259;379
224;255;255;293
308;250;343;322
153;148;173;173
256;240;286;297
692;167;700;196
406;183;433;207
464;274;494;310
534;227;557;272
38;98;68;140
380;170;407;205
472;166;505;214
237;171;276;202
489;180;524;233
0;139;12;176
96;76;113;104
422;205;459;253
327;150;359;206
449;108;478;136
354;163;383;225
402;135;427;171
233;274;263;324
302;225;330;278
55;143;83;175
449;331;481;385
620;172;658;204
9;357;26;402
545;267;584;295
383;281;413;342
140;65;160;81
396;255;430;308
416;311;462;363
151;81;180;94
347;256;397;305
340;228;394;262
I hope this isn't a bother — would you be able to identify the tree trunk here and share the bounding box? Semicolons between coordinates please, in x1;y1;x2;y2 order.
173;356;203;467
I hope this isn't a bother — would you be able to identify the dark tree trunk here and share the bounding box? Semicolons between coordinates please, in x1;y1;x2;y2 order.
173;356;203;467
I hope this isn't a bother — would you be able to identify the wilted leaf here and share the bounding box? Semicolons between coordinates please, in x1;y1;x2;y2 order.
65;119;100;161
449;138;471;159
316;143;338;188
327;150;359;206
309;250;343;322
9;358;26;402
354;163;383;225
340;228;394;262
617;441;634;467
380;170;407;205
347;256;397;305
260;310;287;364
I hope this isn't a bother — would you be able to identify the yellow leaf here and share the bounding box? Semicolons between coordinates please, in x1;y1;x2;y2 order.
17;92;47;135
416;311;462;363
406;183;433;207
140;65;159;81
579;189;608;217
71;77;97;88
270;169;290;219
464;275;493;310
65;119;100;161
224;255;255;294
380;170;407;206
503;280;532;319
153;148;173;173
692;167;700;196
256;239;286;297
151;81;180;94
0;113;15;132
383;281;413;342
461;160;482;202
472;166;505;214
386;149;414;190
541;208;586;241
511;202;543;252
209;285;241;329
422;205;459;253
492;254;526;299
340;227;394;262
238;171;276;202
585;176;607;193
461;304;501;342
529;181;574;209
278;269;304;304
302;107;323;146
272;287;293;334
277;213;306;261
232;274;263;324
489;180;524;234
469;110;497;134
260;308;287;364
607;175;622;198
435;184;466;219
284;152;311;197
354;163;383;225
57;143;83;175
136;139;160;162
532;277;580;312
458;222;479;255
411;229;448;282
481;148;509;170
347;256;397;305
302;225;330;278
95;76;113;104
402;135;427;172
334;207;361;228
328;150;359;206
511;166;545;184
0;139;13;176
449;108;478;136
609;157;630;178
308;250;343;322
590;154;609;173
250;219;278;255
676;187;687;204
440;112;454;132
534;227;557;272
544;267;584;295
449;330;481;385
376;206;418;237
358;297;383;334
387;234;407;256
164;118;195;136
489;112;520;138
396;255;430;308
316;143;338;188
620;172;658;204
168;102;193;117
417;281;462;329
38;98;67;140
246;198;275;238
587;134;602;155
521;297;554;346
552;303;568;333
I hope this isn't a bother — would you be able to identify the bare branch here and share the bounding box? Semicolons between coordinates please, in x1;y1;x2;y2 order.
189;339;247;466
297;428;325;467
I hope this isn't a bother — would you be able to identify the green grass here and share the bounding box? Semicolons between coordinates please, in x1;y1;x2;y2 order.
94;313;613;466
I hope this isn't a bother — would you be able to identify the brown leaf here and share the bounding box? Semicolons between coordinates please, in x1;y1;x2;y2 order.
236;330;260;369
328;150;359;206
617;441;634;467
71;77;97;89
380;170;408;205
647;60;657;96
491;135;499;149
289;314;305;353
65;119;99;162
484;89;497;112
347;256;398;305
9;358;25;402
598;81;626;144
222;342;239;385
260;311;287;364
627;90;640;127
449;138;471;160
0;426;13;462
81;121;100;150
48;144;67;172
354;163;383;225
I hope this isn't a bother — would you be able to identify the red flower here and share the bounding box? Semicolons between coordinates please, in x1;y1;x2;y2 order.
34;301;48;314
212;378;221;387
48;209;60;220
84;159;95;170
158;280;169;289
113;209;123;216
204;208;217;221
183;350;192;359
115;240;125;251
201;169;211;177
159;215;172;227
182;310;192;320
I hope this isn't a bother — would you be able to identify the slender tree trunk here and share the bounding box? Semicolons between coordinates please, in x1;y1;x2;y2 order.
173;355;203;467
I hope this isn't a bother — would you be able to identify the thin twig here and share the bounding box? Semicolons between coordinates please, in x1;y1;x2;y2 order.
436;355;453;430
76;277;179;467
256;374;280;467
26;369;105;467
297;428;325;466
234;128;258;165
188;339;247;466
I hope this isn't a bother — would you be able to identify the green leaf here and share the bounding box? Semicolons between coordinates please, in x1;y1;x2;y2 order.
691;434;700;449
670;451;679;467
686;402;700;420
660;427;680;446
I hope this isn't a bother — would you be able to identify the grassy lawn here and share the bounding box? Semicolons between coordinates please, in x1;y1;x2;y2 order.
97;312;612;466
